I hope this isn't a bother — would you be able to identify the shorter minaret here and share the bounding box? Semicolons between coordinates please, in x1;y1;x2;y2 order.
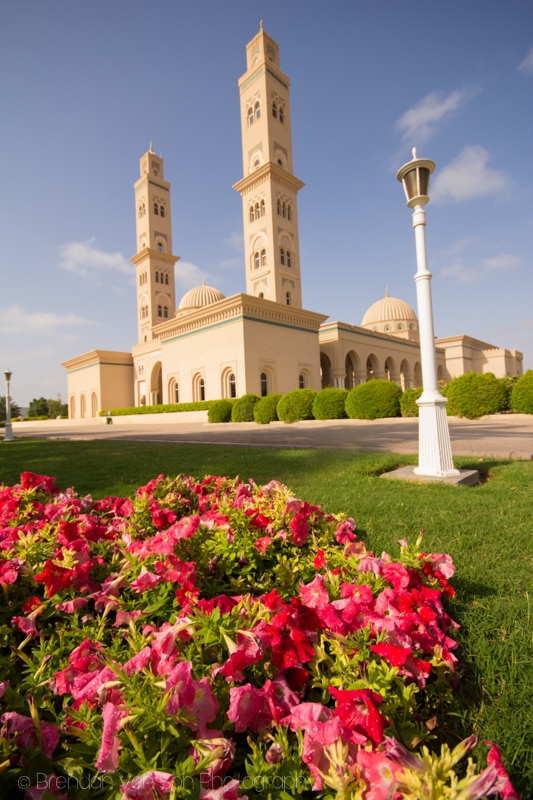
131;145;179;343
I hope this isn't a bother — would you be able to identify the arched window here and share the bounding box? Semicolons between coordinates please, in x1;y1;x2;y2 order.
258;292;264;299
254;101;261;120
199;378;205;401
255;202;260;218
157;305;162;317
247;107;254;125
286;250;292;268
254;159;260;170
160;206;165;218
91;392;97;418
70;395;75;419
279;106;285;123
272;101;277;118
260;199;265;216
169;380;179;404
260;372;268;397
299;374;305;389
157;243;163;252
282;202;286;218
276;199;281;216
286;291;291;306
260;248;266;266
249;206;255;222
165;273;169;285
155;271;159;282
287;204;292;221
397;324;403;330
229;373;236;398
254;251;260;269
163;306;169;318
154;203;159;215
80;394;86;419
277;158;283;167
280;248;285;266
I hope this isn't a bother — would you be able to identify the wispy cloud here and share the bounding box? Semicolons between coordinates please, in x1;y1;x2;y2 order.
0;305;95;335
59;239;132;280
431;146;508;202
224;231;244;251
396;86;480;143
174;260;208;293
518;46;533;75
441;252;521;284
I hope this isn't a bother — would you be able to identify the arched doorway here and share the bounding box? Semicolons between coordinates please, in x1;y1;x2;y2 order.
320;352;332;388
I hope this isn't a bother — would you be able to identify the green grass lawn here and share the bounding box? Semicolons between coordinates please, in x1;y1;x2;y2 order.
1;439;532;797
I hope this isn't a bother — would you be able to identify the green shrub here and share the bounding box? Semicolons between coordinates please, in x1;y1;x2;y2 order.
400;387;423;417
277;389;317;423
253;393;282;424
511;370;533;414
231;394;260;422
207;400;233;423
443;372;508;419
312;388;348;420
99;402;212;417
345;380;402;420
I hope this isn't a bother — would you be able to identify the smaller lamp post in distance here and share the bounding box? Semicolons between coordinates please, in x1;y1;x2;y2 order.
4;370;14;442
397;149;459;478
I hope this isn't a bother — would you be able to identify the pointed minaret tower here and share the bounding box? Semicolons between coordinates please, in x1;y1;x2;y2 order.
233;25;304;308
131;145;179;343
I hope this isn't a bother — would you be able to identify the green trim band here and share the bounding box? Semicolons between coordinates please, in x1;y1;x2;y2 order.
66;362;133;374
240;66;264;91
266;67;288;89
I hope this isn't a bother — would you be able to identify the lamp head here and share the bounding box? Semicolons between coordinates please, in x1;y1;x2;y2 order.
4;370;12;382
397;147;436;208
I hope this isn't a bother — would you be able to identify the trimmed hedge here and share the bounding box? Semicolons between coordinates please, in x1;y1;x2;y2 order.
231;394;260;422
511;370;533;414
312;388;348;420
99;402;211;417
253;393;282;424
400;387;423;418
442;372;508;419
207;400;233;423
277;389;317;423
345;380;402;420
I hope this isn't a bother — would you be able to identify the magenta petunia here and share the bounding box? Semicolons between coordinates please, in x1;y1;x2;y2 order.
95;701;125;773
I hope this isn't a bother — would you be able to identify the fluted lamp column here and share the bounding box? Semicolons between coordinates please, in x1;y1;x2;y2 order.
4;370;14;442
397;149;459;477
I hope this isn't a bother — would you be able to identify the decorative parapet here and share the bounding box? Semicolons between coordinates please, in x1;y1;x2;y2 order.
61;350;133;372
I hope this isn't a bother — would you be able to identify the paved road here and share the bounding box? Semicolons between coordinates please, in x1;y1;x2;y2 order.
9;413;533;459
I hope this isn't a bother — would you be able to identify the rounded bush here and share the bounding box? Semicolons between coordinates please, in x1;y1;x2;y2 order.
231;394;260;422
312;388;348;420
443;372;508;419
400;387;423;418
208;400;233;423
510;370;533;414
253;393;282;424
345;380;402;420
277;389;317;424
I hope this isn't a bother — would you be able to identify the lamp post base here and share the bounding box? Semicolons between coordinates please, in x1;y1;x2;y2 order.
415;394;459;477
3;422;14;442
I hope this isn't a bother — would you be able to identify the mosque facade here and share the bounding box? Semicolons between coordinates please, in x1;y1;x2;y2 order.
62;27;522;419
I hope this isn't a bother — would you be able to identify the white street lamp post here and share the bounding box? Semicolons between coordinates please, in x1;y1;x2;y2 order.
4;370;14;442
397;149;459;477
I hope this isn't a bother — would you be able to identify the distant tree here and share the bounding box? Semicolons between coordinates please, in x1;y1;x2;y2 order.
47;397;68;418
28;397;50;418
0;396;22;422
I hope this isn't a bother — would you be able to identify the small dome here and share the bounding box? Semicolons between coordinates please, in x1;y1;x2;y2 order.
362;290;417;328
178;281;225;310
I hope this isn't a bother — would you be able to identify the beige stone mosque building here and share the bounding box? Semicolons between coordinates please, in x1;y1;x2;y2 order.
63;27;522;419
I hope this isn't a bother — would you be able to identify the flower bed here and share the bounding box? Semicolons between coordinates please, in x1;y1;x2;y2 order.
0;472;519;799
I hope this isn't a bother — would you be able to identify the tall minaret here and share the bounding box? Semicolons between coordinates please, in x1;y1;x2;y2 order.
131;145;179;343
233;26;304;308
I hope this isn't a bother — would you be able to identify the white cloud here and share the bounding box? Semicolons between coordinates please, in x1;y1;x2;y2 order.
396;86;480;142
431;146;507;202
224;231;244;251
482;253;521;271
441;252;521;284
518;46;533;75
0;305;95;335
174;260;207;292
59;239;132;279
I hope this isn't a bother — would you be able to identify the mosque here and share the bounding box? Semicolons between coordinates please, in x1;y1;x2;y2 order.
62;27;522;419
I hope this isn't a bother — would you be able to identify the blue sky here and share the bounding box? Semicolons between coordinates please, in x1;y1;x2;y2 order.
1;0;532;406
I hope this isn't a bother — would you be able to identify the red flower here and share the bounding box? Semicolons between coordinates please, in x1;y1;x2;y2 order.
329;686;389;745
313;549;325;569
34;560;75;598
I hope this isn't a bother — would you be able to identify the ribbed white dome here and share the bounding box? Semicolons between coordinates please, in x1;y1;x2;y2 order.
361;290;417;328
178;281;225;310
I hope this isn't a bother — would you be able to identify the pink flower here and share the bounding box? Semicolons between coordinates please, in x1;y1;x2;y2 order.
200;779;247;800
165;661;196;715
486;742;521;799
120;771;175;800
130;568;162;593
95;701;125;773
335;520;357;544
299;574;330;609
356;749;401;800
227;684;273;733
55;597;89;613
382;562;410;591
254;535;272;553
1;712;59;758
